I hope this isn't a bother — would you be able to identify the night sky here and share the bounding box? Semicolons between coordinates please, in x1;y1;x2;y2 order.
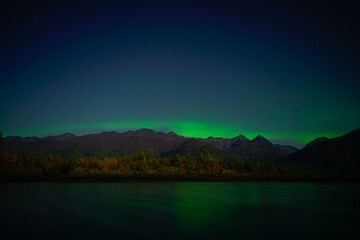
1;0;359;147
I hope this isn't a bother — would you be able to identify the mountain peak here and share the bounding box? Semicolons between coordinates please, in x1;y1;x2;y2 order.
304;137;328;149
251;135;275;148
99;131;121;137
55;133;77;141
136;128;156;133
233;135;249;141
252;135;267;142
132;128;157;136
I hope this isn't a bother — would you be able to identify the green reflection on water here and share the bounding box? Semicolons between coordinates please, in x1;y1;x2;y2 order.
167;182;326;234
169;182;265;232
1;182;360;240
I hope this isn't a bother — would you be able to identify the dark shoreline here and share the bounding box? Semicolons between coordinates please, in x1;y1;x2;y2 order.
1;174;359;183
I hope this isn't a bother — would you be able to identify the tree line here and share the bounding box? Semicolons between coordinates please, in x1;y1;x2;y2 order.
0;133;293;177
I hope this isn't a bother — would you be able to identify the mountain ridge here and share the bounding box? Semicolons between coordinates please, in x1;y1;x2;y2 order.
3;129;286;161
3;128;360;172
275;144;298;154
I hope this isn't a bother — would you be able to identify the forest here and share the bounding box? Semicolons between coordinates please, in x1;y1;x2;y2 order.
0;133;295;178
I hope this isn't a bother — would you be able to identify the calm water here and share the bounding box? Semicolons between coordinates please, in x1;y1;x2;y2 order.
0;182;359;240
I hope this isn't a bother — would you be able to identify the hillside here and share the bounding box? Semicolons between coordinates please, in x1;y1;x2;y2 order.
202;135;287;161
162;138;231;160
288;129;360;171
3;129;186;157
275;144;298;154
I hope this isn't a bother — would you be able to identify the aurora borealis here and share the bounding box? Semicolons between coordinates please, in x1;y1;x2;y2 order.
1;1;359;147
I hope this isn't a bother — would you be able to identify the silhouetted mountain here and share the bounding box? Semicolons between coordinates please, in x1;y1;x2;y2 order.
275;144;298;154
303;137;328;149
7;129;359;170
202;135;287;161
162;138;230;160
53;133;77;141
3;130;287;161
288;129;360;171
203;135;250;150
3;129;186;157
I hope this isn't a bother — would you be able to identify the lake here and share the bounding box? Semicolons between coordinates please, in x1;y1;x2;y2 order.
0;182;359;239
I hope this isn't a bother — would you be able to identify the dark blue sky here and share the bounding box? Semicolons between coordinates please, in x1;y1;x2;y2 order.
1;0;359;147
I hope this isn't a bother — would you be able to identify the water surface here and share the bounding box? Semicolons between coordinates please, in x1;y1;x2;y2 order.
1;182;359;239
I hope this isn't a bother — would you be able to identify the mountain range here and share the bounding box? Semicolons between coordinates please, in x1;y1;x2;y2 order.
2;129;287;161
2;128;360;171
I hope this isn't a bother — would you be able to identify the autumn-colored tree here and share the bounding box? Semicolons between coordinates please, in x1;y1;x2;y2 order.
0;132;2;151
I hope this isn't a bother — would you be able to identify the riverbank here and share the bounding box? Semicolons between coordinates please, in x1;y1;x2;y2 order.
1;173;359;182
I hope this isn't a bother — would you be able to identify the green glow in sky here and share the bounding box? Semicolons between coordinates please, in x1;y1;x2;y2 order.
1;1;359;150
2;119;348;147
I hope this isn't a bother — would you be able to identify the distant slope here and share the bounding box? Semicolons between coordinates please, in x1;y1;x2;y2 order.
3;129;186;157
288;129;360;171
275;144;298;154
203;135;287;161
161;138;231;160
303;137;328;149
203;135;250;150
4;130;287;161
